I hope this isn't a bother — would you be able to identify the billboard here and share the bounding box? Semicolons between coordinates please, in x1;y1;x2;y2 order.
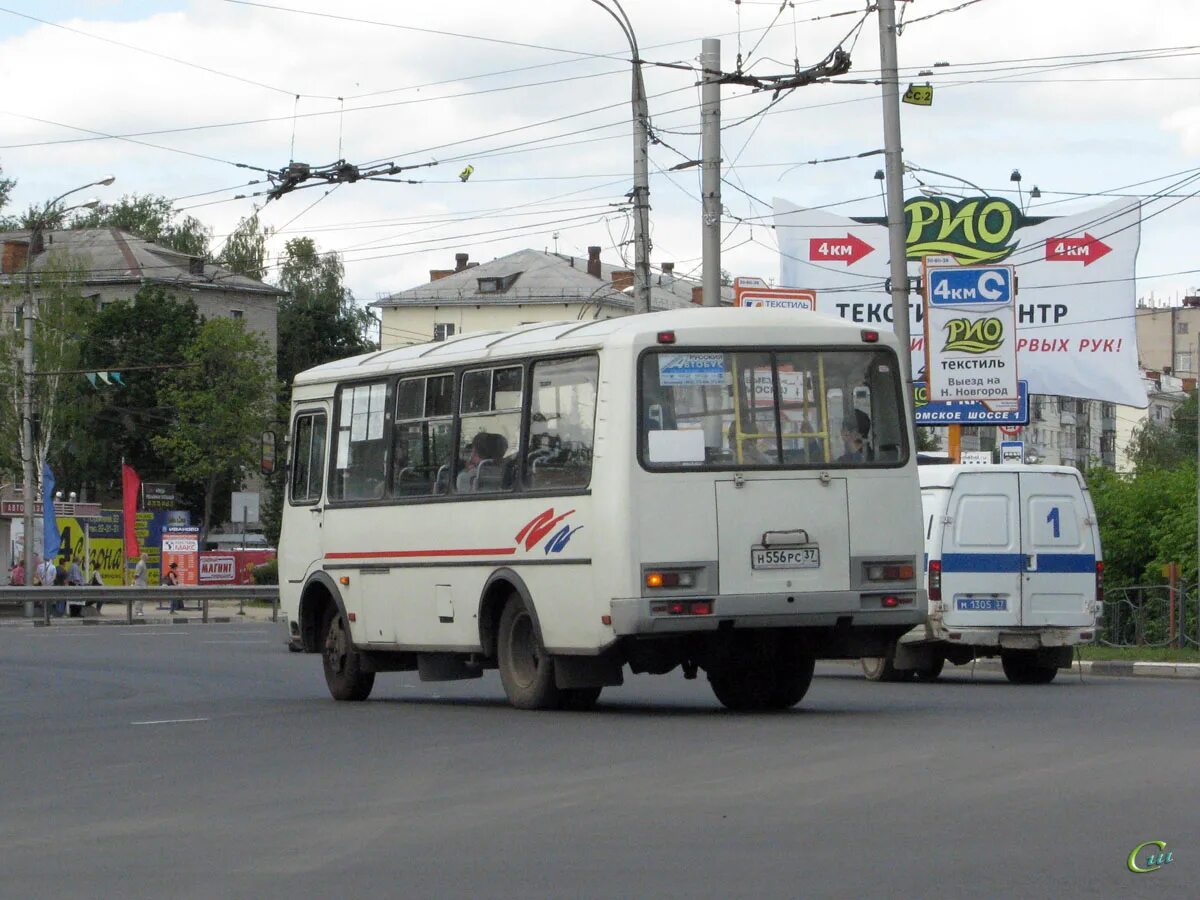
774;195;1145;407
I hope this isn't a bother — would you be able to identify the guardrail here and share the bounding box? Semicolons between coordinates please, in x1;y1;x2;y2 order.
0;586;281;625
1099;583;1197;649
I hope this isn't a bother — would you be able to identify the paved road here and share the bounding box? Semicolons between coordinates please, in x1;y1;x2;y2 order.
0;623;1194;899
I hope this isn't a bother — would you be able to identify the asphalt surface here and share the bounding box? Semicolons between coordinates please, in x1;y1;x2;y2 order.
0;622;1194;900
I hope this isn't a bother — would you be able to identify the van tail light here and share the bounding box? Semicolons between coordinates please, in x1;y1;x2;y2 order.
928;560;942;603
1095;560;1104;603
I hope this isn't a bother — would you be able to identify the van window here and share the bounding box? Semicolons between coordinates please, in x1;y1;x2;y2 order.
526;355;599;489
331;381;388;501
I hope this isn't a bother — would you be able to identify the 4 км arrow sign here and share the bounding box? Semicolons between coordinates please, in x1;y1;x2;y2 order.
1044;232;1112;266
808;234;874;265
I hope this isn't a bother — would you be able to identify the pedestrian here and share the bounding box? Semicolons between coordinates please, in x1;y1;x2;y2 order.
53;556;69;616
9;560;24;586
133;552;148;617
164;562;181;613
88;568;105;613
40;556;57;591
67;556;84;586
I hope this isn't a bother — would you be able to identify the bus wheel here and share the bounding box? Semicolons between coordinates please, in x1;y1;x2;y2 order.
321;609;375;702
497;596;560;710
708;654;813;711
559;687;602;711
914;655;945;683
1001;650;1057;685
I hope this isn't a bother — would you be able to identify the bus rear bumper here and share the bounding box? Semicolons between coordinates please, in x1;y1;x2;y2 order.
609;591;925;637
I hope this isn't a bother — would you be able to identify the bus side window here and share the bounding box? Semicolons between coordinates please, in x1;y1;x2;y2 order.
457;365;523;495
526;356;599;490
392;374;454;498
331;381;388;501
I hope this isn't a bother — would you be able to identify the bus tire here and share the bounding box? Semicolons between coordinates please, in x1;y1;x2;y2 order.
321;608;375;701
708;653;814;711
497;595;561;710
914;655;945;682
1001;650;1057;685
559;687;602;711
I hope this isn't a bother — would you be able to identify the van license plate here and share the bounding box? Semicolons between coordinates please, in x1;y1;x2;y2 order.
955;597;1007;611
751;547;819;569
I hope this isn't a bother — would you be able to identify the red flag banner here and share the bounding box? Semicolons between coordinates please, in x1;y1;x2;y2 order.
122;463;141;559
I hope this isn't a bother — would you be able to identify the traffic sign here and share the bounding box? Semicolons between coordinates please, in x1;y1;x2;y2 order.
913;380;1029;426
927;266;1014;306
998;423;1023;437
999;440;1025;464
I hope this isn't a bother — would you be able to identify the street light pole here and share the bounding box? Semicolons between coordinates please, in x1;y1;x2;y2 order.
588;0;651;314
20;177;113;619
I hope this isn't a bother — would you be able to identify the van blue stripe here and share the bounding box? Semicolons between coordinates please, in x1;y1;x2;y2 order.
941;553;1023;573
940;553;1096;574
1037;554;1097;573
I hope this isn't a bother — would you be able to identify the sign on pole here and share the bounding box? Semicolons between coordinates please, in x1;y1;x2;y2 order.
914;380;1028;426
231;491;260;526
734;276;817;311
925;264;1019;403
960;451;993;466
999;441;1025;464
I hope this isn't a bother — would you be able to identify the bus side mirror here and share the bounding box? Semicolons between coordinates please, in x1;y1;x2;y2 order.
261;430;277;475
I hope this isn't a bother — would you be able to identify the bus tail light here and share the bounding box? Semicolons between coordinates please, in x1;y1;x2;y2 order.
861;329;879;343
864;561;915;582
645;570;696;589
1095;560;1104;603
928;560;942;602
881;595;912;608
656;330;676;345
651;600;714;616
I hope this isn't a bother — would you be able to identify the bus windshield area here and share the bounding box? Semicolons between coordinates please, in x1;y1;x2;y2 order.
640;348;908;469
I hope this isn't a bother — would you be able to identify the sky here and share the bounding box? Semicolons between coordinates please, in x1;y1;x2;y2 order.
1;0;1197;339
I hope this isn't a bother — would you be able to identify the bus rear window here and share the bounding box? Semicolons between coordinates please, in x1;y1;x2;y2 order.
640;349;908;469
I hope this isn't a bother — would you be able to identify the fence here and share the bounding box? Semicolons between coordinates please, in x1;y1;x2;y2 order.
1099;583;1198;649
0;586;281;625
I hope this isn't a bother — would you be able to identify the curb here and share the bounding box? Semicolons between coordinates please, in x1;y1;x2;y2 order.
3;614;271;628
831;658;1200;681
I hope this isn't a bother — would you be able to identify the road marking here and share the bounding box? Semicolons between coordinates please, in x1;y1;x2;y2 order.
131;717;210;726
201;639;271;644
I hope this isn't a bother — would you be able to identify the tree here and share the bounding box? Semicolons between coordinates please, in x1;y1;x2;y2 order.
153;318;274;538
70;193;210;257
66;287;202;494
276;237;376;386
1128;391;1197;471
0;251;94;484
217;212;270;280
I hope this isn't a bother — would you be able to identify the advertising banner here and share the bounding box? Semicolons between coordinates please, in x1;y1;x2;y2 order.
734;276;817;311
774;195;1145;406
198;550;275;585
162;527;199;585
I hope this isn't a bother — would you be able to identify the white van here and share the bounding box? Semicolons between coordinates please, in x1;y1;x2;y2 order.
862;464;1102;684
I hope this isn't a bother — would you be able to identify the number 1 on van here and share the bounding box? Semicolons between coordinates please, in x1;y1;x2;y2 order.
1046;506;1061;539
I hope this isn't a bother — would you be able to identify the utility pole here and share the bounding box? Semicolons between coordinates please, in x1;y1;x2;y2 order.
631;50;652;314
701;38;722;308
876;0;913;386
21;230;37;619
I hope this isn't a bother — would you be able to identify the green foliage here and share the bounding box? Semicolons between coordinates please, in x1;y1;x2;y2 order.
217;212;270;280
1128;391;1197;471
251;557;279;585
70;193;211;257
1087;464;1197;589
152;318;274;536
916;427;942;451
276;237;376;387
69;286;202;493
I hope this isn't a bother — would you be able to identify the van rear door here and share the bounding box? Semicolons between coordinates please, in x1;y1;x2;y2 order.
940;472;1022;628
1019;470;1096;627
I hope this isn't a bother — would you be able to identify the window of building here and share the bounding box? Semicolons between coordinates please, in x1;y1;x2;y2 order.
526;356;599;489
393;374;455;497
433;323;456;342
330;381;388;501
1174;352;1192;375
1177;321;1189;335
456;365;523;494
230;309;244;320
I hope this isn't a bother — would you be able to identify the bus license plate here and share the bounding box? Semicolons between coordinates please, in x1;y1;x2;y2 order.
955;597;1007;611
751;547;819;569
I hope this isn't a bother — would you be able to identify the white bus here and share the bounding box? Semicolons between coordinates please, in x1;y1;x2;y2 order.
280;308;926;710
